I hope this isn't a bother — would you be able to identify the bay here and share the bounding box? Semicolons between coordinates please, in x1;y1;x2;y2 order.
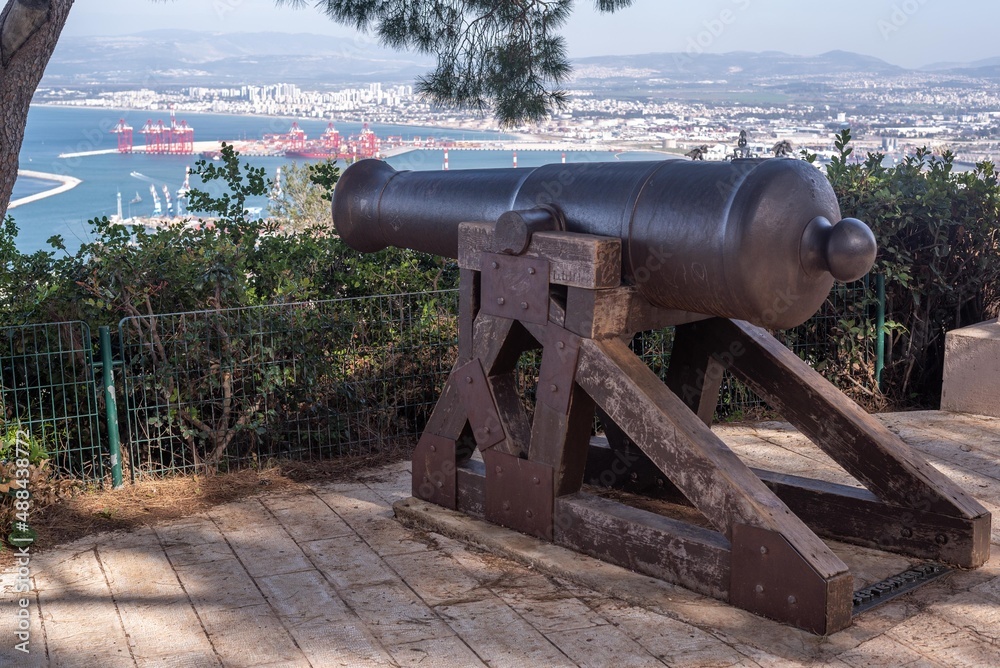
10;106;669;253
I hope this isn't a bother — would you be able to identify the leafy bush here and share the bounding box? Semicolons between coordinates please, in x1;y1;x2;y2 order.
825;129;1000;406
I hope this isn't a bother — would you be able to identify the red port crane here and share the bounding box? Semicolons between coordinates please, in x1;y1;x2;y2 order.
168;107;195;154
321;123;341;153
139;120;164;154
111;119;134;153
287;122;307;151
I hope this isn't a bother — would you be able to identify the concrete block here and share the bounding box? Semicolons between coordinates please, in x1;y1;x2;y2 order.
942;319;1000;417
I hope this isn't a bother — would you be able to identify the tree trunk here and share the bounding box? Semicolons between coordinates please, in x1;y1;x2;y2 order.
0;0;74;219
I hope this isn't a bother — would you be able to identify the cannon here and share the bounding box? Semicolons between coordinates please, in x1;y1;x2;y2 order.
333;158;990;634
334;158;876;329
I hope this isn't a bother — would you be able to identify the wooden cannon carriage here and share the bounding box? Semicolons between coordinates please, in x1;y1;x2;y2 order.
333;158;991;634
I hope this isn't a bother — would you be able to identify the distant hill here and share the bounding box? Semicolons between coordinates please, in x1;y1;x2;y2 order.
42;30;1000;90
42;30;433;88
570;49;905;82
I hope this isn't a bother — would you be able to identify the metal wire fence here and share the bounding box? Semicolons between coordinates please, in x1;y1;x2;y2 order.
117;291;458;478
0;322;104;482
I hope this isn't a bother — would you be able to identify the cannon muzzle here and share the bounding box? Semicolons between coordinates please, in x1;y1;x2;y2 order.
332;158;876;328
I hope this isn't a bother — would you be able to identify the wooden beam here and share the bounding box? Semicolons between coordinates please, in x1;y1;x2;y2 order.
565;285;708;340
664;322;726;426
459;222;622;289
754;470;991;568
555;492;731;601
710;318;989;523
575;336;847;580
458;268;480;364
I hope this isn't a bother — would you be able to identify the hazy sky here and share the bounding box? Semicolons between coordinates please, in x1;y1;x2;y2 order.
63;0;996;69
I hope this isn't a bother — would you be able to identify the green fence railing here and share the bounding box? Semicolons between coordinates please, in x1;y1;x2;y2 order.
0;321;105;483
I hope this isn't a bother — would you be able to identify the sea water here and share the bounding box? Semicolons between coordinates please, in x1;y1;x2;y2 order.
10;106;669;253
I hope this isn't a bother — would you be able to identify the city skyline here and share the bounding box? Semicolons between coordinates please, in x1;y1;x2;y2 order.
62;0;999;70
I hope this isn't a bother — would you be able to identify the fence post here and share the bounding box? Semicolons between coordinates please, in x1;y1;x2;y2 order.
875;274;886;393
99;326;124;488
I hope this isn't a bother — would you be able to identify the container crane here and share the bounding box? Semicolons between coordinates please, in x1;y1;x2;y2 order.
149;185;162;215
111;119;134;153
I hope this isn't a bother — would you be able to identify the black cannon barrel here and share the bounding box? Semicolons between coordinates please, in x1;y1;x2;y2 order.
332;158;876;328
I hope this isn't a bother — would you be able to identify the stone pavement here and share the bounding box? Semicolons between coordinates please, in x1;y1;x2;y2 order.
2;410;1000;667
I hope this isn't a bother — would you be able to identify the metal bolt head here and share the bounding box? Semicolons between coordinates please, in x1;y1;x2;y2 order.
532;476;539;485
528;267;536;275
520;301;528;310
502;501;511;511
755;584;764;594
423;476;429;483
483;426;491;435
901;527;913;538
495;466;503;475
557;341;565;349
526;509;534;519
465;376;473;384
550;384;558;393
491;261;499;269
497;297;505;305
430;444;437;453
787;595;797;605
935;533;949;545
759;546;768;555
436;481;443;488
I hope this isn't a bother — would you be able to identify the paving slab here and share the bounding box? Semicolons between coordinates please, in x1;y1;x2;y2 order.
3;410;1000;667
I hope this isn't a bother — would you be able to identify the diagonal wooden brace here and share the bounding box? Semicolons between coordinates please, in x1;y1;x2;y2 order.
677;318;992;567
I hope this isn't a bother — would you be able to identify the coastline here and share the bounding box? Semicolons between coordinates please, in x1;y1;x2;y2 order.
10;170;83;210
29;102;536;142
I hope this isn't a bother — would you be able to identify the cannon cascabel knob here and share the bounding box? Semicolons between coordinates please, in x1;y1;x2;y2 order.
800;216;877;283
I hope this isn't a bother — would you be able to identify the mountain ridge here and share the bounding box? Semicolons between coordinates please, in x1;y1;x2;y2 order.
41;30;1000;89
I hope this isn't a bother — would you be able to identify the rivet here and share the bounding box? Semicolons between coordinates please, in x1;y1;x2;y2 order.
465;376;473;384
520;301;528;310
935;533;949;545
528;267;536;275
630;472;638;481
787;595;797;605
430;445;437;453
484;426;492;434
497;297;505;305
502;501;511;511
900;527;913;538
532;476;540;485
526;509;534;519
755;584;764;594
759;546;768;555
437;481;443;488
423;476;429;483
557;341;565;349
495;466;503;474
550;384;558;393
491;261;499;269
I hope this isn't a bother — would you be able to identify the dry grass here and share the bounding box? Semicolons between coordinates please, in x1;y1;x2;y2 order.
0;448;410;569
